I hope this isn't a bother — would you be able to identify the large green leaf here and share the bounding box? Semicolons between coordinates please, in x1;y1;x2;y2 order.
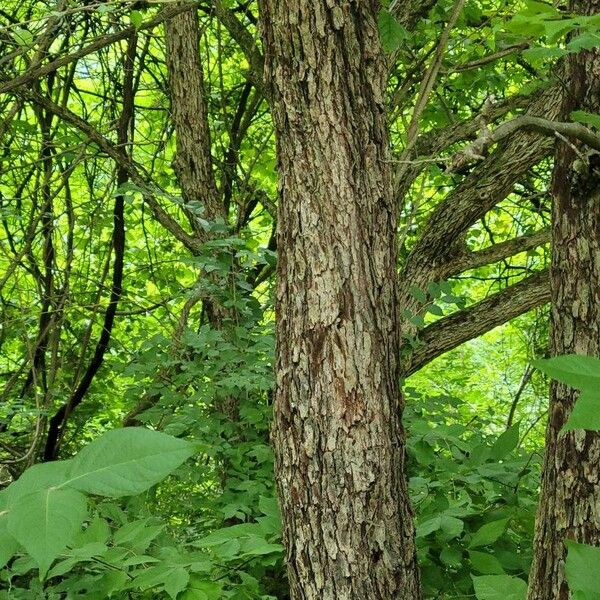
378;10;407;53
472;574;527;600
562;390;600;432
6;486;87;577
533;355;600;390
565;540;600;596
5;460;72;503
64;428;195;497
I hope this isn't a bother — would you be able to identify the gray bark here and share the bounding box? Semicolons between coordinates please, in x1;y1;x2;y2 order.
259;1;420;598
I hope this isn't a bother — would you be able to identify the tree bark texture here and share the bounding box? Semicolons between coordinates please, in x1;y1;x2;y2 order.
259;2;419;598
527;1;600;597
165;7;222;233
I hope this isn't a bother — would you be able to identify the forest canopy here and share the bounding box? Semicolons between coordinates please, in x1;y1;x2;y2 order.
0;0;599;599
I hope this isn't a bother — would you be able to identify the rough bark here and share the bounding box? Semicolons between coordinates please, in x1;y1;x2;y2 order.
259;2;419;598
133;7;238;425
164;6;222;236
527;1;600;596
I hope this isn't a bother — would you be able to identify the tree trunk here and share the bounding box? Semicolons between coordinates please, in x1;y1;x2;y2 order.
527;2;600;597
164;6;221;231
259;2;420;598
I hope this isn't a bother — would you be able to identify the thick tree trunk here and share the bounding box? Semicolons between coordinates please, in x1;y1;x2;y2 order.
527;2;600;597
259;2;419;598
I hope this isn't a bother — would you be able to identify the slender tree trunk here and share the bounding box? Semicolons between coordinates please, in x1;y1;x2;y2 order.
165;6;221;230
259;2;419;598
165;6;233;330
527;2;600;597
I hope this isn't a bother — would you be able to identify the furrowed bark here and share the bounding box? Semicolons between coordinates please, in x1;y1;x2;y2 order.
165;6;222;236
124;6;239;428
527;0;600;596
259;1;419;598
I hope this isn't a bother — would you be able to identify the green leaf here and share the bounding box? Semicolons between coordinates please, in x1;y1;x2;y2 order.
73;516;110;546
571;110;600;129
409;285;428;304
12;27;34;47
181;576;222;600
440;547;463;567
490;424;520;460
6;461;71;503
130;10;143;29
93;571;130;597
258;495;281;519
46;542;107;578
522;0;560;16
522;47;566;61
544;18;578;43
533;355;600;390
562;389;600;432
470;550;505;574
194;523;264;547
472;574;527;600
65;428;195;497
0;510;19;568
469;519;509;548
565;540;600;595
7;487;87;577
378;10;407;53
239;536;284;557
427;304;444;316
416;514;462;538
133;565;190;599
417;515;443;537
113;519;163;552
505;15;545;37
567;33;600;52
440;515;464;538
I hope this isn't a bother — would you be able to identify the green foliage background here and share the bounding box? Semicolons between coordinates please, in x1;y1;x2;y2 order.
1;0;600;598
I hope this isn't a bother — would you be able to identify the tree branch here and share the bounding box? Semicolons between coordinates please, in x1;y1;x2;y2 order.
400;270;550;377
398;82;562;323
442;227;550;278
0;4;197;95
395;92;532;201
210;0;264;92
44;32;137;460
18;89;201;254
450;114;600;172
